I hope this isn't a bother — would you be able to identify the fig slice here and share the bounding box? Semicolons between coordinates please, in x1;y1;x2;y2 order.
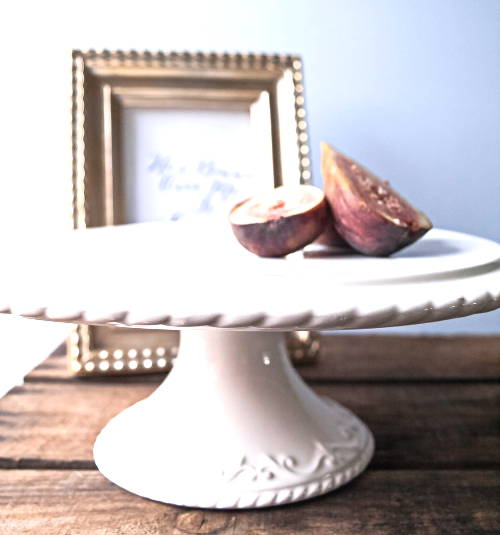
313;201;351;248
229;185;328;257
321;142;433;256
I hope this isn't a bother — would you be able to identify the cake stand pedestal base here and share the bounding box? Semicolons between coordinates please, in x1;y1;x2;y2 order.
94;330;374;508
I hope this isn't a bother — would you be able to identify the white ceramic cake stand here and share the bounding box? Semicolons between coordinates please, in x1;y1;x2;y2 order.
1;221;500;508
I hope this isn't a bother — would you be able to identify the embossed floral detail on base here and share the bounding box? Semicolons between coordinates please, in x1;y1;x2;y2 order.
214;434;375;509
224;433;365;486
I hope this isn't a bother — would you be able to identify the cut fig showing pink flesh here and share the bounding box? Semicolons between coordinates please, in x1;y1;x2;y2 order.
229;185;328;257
321;142;432;256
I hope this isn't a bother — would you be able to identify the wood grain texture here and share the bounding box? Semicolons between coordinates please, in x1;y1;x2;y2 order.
0;381;153;468
2;335;499;534
0;470;498;534
300;334;500;382
0;381;498;469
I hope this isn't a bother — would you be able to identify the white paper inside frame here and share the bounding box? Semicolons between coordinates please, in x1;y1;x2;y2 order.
122;98;274;224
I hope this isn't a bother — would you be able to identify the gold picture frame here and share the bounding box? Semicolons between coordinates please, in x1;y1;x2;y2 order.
68;49;314;375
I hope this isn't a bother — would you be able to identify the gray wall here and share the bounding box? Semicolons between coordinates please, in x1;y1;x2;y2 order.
1;0;499;333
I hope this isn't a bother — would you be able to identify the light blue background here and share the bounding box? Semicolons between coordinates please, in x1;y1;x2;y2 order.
1;0;499;333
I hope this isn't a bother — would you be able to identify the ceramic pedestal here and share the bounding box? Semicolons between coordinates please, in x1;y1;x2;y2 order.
94;330;374;508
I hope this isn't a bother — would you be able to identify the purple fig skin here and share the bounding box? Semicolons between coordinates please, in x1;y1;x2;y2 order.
321;142;432;257
313;201;351;248
229;188;328;257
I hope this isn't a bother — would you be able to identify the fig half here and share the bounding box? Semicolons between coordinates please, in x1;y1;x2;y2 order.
229;185;328;257
321;142;432;256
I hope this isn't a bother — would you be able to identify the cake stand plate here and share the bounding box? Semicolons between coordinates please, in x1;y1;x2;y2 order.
1;221;499;508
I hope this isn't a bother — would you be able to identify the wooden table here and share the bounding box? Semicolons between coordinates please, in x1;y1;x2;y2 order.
0;334;499;534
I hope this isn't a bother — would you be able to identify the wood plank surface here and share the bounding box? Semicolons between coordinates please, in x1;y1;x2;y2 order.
0;470;498;534
2;334;499;534
0;380;497;469
300;334;500;382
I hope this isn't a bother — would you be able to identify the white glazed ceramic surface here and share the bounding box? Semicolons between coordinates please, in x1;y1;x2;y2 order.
94;330;374;508
1;221;499;508
1;221;499;330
